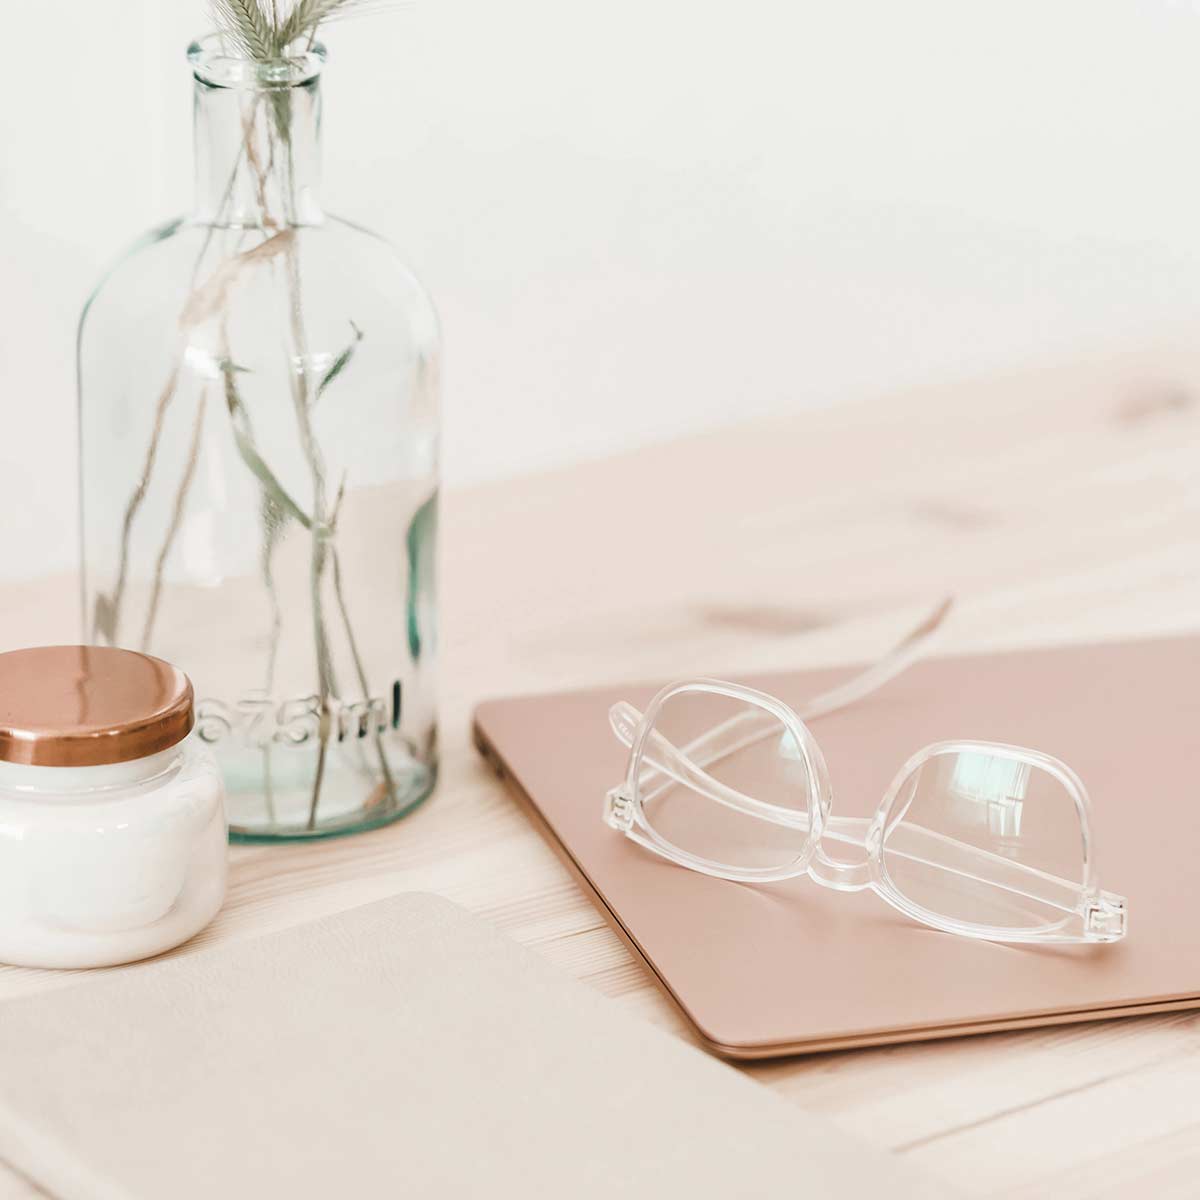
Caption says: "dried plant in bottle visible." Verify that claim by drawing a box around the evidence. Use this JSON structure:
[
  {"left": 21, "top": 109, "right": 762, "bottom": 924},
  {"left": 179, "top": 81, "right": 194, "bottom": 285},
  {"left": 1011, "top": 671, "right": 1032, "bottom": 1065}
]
[{"left": 81, "top": 0, "right": 438, "bottom": 838}]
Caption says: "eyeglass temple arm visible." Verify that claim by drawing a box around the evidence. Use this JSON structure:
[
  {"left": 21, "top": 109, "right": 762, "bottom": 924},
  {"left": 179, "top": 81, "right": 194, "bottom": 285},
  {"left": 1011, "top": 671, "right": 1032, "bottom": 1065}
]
[
  {"left": 620, "top": 597, "right": 954, "bottom": 804},
  {"left": 792, "top": 596, "right": 952, "bottom": 723}
]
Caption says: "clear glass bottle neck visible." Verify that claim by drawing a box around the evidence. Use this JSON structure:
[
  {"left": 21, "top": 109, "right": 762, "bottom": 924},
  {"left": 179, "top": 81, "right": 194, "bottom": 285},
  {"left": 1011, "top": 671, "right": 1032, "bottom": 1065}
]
[{"left": 193, "top": 78, "right": 323, "bottom": 228}]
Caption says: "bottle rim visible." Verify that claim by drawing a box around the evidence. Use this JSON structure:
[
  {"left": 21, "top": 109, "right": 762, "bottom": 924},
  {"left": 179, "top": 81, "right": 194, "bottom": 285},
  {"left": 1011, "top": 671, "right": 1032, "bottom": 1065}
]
[{"left": 188, "top": 32, "right": 326, "bottom": 90}]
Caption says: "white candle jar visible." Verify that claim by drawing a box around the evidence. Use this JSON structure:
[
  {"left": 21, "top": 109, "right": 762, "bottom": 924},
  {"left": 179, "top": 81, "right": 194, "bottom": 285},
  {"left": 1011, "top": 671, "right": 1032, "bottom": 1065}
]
[{"left": 0, "top": 645, "right": 227, "bottom": 968}]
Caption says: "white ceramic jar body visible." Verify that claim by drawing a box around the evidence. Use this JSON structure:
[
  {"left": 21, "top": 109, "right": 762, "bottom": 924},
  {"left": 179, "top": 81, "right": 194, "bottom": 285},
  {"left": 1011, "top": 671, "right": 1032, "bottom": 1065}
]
[{"left": 0, "top": 736, "right": 227, "bottom": 968}]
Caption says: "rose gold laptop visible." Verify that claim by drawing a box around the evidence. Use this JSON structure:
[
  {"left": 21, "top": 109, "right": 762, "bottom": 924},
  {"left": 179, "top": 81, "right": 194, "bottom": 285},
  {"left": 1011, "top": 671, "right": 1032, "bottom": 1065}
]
[{"left": 473, "top": 634, "right": 1200, "bottom": 1059}]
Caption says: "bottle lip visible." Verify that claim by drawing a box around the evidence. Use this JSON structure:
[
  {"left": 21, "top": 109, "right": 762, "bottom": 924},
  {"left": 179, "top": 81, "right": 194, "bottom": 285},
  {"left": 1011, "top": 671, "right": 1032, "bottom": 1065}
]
[
  {"left": 188, "top": 32, "right": 326, "bottom": 90},
  {"left": 0, "top": 646, "right": 195, "bottom": 769}
]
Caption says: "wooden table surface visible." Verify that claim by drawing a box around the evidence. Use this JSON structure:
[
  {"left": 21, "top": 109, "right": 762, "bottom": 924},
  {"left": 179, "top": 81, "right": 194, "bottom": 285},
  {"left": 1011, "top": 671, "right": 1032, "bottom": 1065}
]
[{"left": 2, "top": 343, "right": 1199, "bottom": 1198}]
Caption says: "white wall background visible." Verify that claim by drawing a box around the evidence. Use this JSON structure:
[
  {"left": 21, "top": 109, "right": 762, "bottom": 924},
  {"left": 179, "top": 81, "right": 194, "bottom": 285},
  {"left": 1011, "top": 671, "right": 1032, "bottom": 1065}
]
[{"left": 3, "top": 0, "right": 1200, "bottom": 579}]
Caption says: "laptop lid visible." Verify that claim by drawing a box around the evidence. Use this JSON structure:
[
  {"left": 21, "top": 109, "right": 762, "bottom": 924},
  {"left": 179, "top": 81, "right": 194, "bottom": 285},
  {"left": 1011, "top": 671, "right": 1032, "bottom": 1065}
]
[{"left": 475, "top": 634, "right": 1200, "bottom": 1057}]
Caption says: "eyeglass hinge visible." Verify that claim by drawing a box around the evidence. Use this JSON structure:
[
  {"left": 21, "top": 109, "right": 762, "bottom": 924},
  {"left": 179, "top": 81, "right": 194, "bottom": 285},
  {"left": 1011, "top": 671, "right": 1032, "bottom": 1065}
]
[
  {"left": 1084, "top": 894, "right": 1127, "bottom": 941},
  {"left": 604, "top": 788, "right": 635, "bottom": 831}
]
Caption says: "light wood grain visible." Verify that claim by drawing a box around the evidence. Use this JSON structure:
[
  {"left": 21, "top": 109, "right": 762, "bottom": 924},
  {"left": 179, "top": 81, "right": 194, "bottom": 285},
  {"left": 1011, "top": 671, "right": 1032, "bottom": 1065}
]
[{"left": 2, "top": 342, "right": 1199, "bottom": 1196}]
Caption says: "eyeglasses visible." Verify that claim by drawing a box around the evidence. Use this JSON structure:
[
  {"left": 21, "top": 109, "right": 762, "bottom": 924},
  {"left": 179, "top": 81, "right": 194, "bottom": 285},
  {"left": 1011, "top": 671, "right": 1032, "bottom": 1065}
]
[{"left": 602, "top": 607, "right": 1127, "bottom": 945}]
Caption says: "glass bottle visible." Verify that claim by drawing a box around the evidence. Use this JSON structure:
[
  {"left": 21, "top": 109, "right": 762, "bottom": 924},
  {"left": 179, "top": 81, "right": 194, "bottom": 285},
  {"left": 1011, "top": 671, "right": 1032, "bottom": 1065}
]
[{"left": 78, "top": 37, "right": 439, "bottom": 840}]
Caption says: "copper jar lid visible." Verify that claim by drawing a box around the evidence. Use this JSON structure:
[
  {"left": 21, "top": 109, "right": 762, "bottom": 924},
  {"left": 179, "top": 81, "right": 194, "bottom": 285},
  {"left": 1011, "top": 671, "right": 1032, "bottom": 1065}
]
[{"left": 0, "top": 646, "right": 195, "bottom": 768}]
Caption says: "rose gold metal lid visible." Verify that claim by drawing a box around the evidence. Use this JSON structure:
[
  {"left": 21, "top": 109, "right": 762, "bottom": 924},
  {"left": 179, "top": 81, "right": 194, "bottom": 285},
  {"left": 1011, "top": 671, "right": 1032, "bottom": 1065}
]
[{"left": 0, "top": 645, "right": 195, "bottom": 768}]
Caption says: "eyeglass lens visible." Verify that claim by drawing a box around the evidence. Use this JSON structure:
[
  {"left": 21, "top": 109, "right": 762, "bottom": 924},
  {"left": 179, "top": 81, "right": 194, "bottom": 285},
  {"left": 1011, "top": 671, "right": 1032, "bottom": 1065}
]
[
  {"left": 881, "top": 750, "right": 1086, "bottom": 932},
  {"left": 634, "top": 690, "right": 815, "bottom": 871}
]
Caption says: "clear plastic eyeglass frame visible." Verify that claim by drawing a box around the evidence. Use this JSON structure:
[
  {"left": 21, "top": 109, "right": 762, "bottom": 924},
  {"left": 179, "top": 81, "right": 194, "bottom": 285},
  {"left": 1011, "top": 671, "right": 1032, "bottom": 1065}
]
[{"left": 603, "top": 606, "right": 1128, "bottom": 946}]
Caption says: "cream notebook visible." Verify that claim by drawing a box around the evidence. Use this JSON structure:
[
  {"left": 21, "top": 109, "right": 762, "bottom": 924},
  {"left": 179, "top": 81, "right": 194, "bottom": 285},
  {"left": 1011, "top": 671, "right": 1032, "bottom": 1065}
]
[{"left": 0, "top": 894, "right": 953, "bottom": 1199}]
